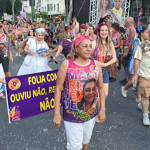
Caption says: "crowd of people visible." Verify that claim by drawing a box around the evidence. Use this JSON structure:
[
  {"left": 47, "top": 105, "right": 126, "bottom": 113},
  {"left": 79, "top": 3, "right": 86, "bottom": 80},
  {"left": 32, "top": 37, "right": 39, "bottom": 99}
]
[{"left": 0, "top": 14, "right": 150, "bottom": 150}]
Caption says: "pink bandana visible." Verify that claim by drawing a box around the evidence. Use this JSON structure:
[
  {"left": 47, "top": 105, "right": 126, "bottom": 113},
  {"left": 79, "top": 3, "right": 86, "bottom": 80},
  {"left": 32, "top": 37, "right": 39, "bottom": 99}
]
[{"left": 74, "top": 35, "right": 90, "bottom": 47}]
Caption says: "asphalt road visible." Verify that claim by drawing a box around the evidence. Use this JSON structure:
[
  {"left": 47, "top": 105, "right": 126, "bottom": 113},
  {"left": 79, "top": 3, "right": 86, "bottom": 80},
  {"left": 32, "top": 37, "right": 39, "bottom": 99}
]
[{"left": 0, "top": 45, "right": 150, "bottom": 150}]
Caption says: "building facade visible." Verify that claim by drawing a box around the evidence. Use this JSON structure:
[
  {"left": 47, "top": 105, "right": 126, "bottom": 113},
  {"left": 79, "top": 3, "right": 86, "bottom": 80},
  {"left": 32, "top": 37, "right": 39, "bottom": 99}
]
[
  {"left": 23, "top": 0, "right": 66, "bottom": 18},
  {"left": 37, "top": 0, "right": 66, "bottom": 17},
  {"left": 24, "top": 0, "right": 38, "bottom": 14}
]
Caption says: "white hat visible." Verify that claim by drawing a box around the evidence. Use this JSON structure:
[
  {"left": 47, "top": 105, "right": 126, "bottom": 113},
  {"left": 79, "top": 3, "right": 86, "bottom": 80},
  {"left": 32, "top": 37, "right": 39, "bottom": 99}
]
[{"left": 36, "top": 28, "right": 48, "bottom": 36}]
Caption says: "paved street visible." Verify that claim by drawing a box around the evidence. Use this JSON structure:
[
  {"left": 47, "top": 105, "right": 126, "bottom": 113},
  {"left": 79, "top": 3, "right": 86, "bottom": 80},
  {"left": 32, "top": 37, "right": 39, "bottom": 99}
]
[{"left": 0, "top": 45, "right": 150, "bottom": 150}]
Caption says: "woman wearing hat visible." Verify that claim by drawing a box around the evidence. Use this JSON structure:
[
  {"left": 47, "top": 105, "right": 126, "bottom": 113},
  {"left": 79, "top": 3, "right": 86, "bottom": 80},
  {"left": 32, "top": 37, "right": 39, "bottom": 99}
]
[
  {"left": 53, "top": 35, "right": 106, "bottom": 150},
  {"left": 17, "top": 28, "right": 52, "bottom": 76}
]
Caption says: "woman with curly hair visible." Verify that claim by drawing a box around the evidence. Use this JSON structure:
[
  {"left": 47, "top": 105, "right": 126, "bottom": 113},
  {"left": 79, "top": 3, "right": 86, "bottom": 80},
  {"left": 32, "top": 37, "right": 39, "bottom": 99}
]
[{"left": 50, "top": 26, "right": 72, "bottom": 61}]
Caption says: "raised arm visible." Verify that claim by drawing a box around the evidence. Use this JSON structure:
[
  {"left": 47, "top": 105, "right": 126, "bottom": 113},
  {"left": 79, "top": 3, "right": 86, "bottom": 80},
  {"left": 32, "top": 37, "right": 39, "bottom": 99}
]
[{"left": 3, "top": 27, "right": 10, "bottom": 38}]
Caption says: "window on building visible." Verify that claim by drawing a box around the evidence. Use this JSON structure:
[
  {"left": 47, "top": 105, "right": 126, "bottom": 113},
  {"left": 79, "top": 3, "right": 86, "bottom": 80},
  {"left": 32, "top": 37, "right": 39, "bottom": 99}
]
[
  {"left": 42, "top": 7, "right": 44, "bottom": 11},
  {"left": 47, "top": 4, "right": 49, "bottom": 11},
  {"left": 54, "top": 4, "right": 55, "bottom": 11},
  {"left": 57, "top": 4, "right": 59, "bottom": 12},
  {"left": 50, "top": 4, "right": 53, "bottom": 11}
]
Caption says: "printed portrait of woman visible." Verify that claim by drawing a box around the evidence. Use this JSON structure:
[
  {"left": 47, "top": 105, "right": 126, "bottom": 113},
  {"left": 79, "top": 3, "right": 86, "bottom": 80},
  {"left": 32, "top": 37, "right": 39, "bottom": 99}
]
[
  {"left": 101, "top": 0, "right": 112, "bottom": 18},
  {"left": 77, "top": 78, "right": 97, "bottom": 112}
]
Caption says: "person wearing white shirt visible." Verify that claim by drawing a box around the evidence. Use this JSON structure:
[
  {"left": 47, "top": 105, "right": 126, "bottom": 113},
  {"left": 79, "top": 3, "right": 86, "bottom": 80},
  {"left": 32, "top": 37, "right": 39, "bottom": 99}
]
[
  {"left": 17, "top": 28, "right": 52, "bottom": 76},
  {"left": 85, "top": 23, "right": 90, "bottom": 35},
  {"left": 73, "top": 17, "right": 79, "bottom": 33}
]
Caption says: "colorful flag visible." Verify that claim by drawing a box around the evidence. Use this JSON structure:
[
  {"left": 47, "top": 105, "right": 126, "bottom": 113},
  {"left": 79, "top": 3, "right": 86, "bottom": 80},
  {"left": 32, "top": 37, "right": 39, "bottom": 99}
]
[{"left": 19, "top": 2, "right": 26, "bottom": 21}]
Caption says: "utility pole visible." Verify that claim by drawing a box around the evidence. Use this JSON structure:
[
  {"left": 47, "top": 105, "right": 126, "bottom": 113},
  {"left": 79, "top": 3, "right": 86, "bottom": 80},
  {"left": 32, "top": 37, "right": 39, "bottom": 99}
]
[
  {"left": 66, "top": 0, "right": 68, "bottom": 19},
  {"left": 29, "top": 0, "right": 35, "bottom": 21},
  {"left": 67, "top": 0, "right": 73, "bottom": 25},
  {"left": 31, "top": 6, "right": 35, "bottom": 21}
]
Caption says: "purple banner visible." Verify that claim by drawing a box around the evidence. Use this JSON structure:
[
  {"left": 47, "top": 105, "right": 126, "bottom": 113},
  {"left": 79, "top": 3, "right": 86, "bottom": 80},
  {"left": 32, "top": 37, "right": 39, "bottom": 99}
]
[{"left": 5, "top": 70, "right": 62, "bottom": 123}]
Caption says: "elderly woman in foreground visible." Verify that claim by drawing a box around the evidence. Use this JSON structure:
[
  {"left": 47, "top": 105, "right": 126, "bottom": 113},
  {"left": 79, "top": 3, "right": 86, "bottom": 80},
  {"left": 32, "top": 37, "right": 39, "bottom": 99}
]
[{"left": 53, "top": 35, "right": 106, "bottom": 150}]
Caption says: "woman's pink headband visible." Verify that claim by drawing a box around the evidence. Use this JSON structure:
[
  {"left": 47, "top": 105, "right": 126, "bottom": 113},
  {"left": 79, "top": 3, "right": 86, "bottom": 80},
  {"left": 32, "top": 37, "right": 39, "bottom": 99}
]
[{"left": 74, "top": 35, "right": 90, "bottom": 47}]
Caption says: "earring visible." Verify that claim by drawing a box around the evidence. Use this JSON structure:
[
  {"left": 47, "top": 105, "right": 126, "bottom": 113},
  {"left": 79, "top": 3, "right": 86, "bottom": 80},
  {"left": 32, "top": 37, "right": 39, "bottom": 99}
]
[{"left": 75, "top": 51, "right": 78, "bottom": 56}]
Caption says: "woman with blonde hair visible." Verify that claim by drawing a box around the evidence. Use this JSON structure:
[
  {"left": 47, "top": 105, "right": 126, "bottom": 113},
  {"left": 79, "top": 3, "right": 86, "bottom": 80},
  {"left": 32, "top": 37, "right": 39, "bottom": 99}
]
[
  {"left": 50, "top": 26, "right": 72, "bottom": 61},
  {"left": 53, "top": 35, "right": 106, "bottom": 150},
  {"left": 94, "top": 23, "right": 116, "bottom": 98}
]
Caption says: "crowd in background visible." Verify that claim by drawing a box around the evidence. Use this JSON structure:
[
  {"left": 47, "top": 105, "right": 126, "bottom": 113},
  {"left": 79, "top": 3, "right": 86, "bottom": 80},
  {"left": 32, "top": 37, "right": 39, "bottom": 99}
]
[{"left": 0, "top": 13, "right": 150, "bottom": 150}]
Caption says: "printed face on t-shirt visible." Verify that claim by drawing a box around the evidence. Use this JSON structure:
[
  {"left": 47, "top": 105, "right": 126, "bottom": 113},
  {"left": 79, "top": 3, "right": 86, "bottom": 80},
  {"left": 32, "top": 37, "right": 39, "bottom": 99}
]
[
  {"left": 83, "top": 82, "right": 96, "bottom": 104},
  {"left": 114, "top": 0, "right": 122, "bottom": 10}
]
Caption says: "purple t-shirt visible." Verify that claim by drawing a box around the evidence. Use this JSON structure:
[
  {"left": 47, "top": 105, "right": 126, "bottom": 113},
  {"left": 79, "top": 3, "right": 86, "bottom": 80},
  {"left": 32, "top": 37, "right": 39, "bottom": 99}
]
[{"left": 59, "top": 39, "right": 72, "bottom": 58}]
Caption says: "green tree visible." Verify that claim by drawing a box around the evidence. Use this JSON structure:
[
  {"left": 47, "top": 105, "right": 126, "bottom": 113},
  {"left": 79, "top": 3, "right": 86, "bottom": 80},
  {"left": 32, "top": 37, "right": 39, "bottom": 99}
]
[
  {"left": 14, "top": 0, "right": 22, "bottom": 16},
  {"left": 41, "top": 12, "right": 49, "bottom": 20},
  {"left": 0, "top": 0, "right": 9, "bottom": 17},
  {"left": 26, "top": 13, "right": 32, "bottom": 17},
  {"left": 35, "top": 13, "right": 38, "bottom": 18}
]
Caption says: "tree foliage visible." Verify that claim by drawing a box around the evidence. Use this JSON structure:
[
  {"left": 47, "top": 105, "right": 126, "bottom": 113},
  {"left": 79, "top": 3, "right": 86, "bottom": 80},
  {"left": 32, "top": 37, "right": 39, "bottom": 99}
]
[
  {"left": 26, "top": 13, "right": 32, "bottom": 17},
  {"left": 41, "top": 12, "right": 49, "bottom": 20},
  {"left": 0, "top": 0, "right": 26, "bottom": 18}
]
